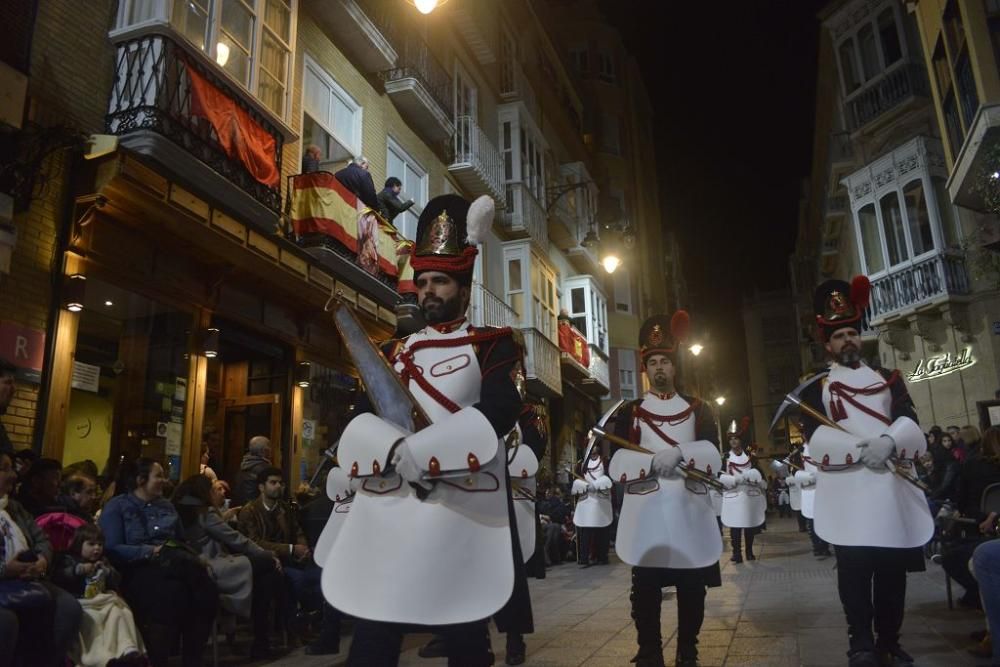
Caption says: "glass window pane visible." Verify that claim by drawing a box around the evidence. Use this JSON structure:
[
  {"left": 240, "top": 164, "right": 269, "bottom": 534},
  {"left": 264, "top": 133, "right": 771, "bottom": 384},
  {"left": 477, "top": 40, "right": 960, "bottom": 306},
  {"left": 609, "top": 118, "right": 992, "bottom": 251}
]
[
  {"left": 303, "top": 67, "right": 330, "bottom": 121},
  {"left": 571, "top": 287, "right": 585, "bottom": 314},
  {"left": 172, "top": 0, "right": 208, "bottom": 49},
  {"left": 218, "top": 33, "right": 250, "bottom": 85},
  {"left": 879, "top": 192, "right": 908, "bottom": 266},
  {"left": 933, "top": 178, "right": 960, "bottom": 248},
  {"left": 264, "top": 0, "right": 291, "bottom": 42},
  {"left": 331, "top": 95, "right": 353, "bottom": 148},
  {"left": 857, "top": 203, "right": 885, "bottom": 274},
  {"left": 221, "top": 0, "right": 254, "bottom": 48},
  {"left": 130, "top": 0, "right": 164, "bottom": 23},
  {"left": 839, "top": 39, "right": 861, "bottom": 93},
  {"left": 878, "top": 9, "right": 902, "bottom": 66},
  {"left": 508, "top": 258, "right": 521, "bottom": 291},
  {"left": 258, "top": 71, "right": 283, "bottom": 116},
  {"left": 260, "top": 31, "right": 287, "bottom": 84},
  {"left": 858, "top": 25, "right": 880, "bottom": 80},
  {"left": 903, "top": 180, "right": 934, "bottom": 256}
]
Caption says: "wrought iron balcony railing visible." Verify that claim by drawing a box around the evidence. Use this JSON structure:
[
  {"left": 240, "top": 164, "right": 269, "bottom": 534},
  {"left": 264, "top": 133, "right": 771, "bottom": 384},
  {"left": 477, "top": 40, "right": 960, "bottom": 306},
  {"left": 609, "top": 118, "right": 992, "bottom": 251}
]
[
  {"left": 847, "top": 62, "right": 929, "bottom": 132},
  {"left": 106, "top": 33, "right": 284, "bottom": 214},
  {"left": 470, "top": 281, "right": 517, "bottom": 328},
  {"left": 449, "top": 115, "right": 505, "bottom": 203},
  {"left": 868, "top": 252, "right": 970, "bottom": 321},
  {"left": 521, "top": 327, "right": 562, "bottom": 396},
  {"left": 502, "top": 182, "right": 548, "bottom": 250},
  {"left": 588, "top": 348, "right": 610, "bottom": 391}
]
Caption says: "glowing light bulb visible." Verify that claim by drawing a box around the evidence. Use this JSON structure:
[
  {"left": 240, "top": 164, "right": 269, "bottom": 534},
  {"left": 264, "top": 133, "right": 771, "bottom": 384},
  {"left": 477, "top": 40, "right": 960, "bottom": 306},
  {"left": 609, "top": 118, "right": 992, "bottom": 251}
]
[
  {"left": 601, "top": 254, "right": 620, "bottom": 274},
  {"left": 216, "top": 42, "right": 230, "bottom": 66},
  {"left": 414, "top": 0, "right": 439, "bottom": 13},
  {"left": 715, "top": 396, "right": 726, "bottom": 406},
  {"left": 689, "top": 344, "right": 703, "bottom": 356}
]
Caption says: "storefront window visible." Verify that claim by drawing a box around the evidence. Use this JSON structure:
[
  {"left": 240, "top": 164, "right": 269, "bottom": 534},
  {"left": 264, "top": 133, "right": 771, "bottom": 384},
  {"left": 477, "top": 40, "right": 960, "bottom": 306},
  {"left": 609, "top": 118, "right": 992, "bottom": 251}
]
[
  {"left": 298, "top": 363, "right": 358, "bottom": 483},
  {"left": 64, "top": 277, "right": 193, "bottom": 480}
]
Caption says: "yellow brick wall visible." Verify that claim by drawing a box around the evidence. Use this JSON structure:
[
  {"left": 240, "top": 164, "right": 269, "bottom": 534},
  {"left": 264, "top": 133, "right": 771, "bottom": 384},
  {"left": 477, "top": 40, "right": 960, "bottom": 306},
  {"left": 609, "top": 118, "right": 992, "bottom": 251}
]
[{"left": 0, "top": 1, "right": 116, "bottom": 450}]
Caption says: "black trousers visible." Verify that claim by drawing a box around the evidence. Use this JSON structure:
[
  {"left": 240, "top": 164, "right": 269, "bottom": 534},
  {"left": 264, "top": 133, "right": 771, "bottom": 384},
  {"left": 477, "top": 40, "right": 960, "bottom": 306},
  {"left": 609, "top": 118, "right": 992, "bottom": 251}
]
[
  {"left": 631, "top": 567, "right": 707, "bottom": 660},
  {"left": 579, "top": 526, "right": 610, "bottom": 563},
  {"left": 729, "top": 527, "right": 756, "bottom": 557},
  {"left": 347, "top": 619, "right": 492, "bottom": 667},
  {"left": 835, "top": 546, "right": 909, "bottom": 652},
  {"left": 941, "top": 540, "right": 981, "bottom": 599},
  {"left": 796, "top": 511, "right": 808, "bottom": 531},
  {"left": 807, "top": 519, "right": 829, "bottom": 553}
]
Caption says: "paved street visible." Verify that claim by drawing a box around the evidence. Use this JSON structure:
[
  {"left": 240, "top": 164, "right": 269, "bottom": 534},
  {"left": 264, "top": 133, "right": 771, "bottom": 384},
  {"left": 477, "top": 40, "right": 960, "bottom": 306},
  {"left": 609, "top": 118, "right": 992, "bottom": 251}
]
[{"left": 263, "top": 517, "right": 985, "bottom": 666}]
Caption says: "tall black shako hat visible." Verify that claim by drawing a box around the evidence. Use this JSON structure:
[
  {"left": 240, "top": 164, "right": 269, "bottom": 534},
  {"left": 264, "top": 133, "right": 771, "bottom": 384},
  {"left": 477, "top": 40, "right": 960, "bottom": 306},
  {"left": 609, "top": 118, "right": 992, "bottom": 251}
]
[
  {"left": 638, "top": 311, "right": 690, "bottom": 364},
  {"left": 813, "top": 276, "right": 871, "bottom": 341},
  {"left": 411, "top": 194, "right": 493, "bottom": 286}
]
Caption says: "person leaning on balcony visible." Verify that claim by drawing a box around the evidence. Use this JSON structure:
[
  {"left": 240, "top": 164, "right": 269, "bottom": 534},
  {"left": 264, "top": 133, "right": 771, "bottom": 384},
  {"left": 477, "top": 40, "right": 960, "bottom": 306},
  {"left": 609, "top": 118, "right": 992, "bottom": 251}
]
[
  {"left": 377, "top": 177, "right": 415, "bottom": 224},
  {"left": 302, "top": 145, "right": 322, "bottom": 174},
  {"left": 334, "top": 155, "right": 379, "bottom": 210}
]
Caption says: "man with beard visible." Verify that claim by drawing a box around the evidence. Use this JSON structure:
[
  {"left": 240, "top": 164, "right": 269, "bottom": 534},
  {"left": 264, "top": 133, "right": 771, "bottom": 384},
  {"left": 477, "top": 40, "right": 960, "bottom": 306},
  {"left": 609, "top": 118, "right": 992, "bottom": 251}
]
[
  {"left": 797, "top": 277, "right": 933, "bottom": 667},
  {"left": 320, "top": 194, "right": 526, "bottom": 667},
  {"left": 598, "top": 312, "right": 722, "bottom": 667}
]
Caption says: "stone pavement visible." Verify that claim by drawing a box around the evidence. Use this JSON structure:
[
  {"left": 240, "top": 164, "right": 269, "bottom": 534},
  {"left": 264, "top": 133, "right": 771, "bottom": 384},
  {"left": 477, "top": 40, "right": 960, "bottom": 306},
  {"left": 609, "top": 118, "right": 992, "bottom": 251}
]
[{"left": 263, "top": 516, "right": 986, "bottom": 666}]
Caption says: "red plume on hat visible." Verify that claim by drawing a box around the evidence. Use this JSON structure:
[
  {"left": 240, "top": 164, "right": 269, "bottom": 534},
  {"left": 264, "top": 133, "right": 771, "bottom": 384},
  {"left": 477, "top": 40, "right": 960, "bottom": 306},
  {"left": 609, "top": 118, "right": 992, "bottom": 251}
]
[
  {"left": 670, "top": 310, "right": 690, "bottom": 343},
  {"left": 850, "top": 275, "right": 871, "bottom": 312}
]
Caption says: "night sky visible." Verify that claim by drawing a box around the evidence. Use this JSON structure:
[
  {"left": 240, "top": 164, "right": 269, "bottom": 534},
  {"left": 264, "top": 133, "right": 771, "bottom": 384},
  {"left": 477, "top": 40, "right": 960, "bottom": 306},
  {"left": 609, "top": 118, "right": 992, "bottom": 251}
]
[{"left": 600, "top": 0, "right": 824, "bottom": 414}]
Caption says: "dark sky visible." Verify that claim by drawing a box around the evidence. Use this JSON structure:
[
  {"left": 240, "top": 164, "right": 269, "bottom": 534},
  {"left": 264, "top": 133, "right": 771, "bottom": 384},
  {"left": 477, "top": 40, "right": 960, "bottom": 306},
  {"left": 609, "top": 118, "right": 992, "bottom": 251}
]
[{"left": 600, "top": 0, "right": 823, "bottom": 413}]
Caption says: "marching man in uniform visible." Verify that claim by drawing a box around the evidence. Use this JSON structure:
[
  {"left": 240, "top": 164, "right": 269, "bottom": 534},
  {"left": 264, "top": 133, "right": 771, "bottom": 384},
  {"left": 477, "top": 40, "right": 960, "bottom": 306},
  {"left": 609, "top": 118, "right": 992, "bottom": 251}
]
[
  {"left": 720, "top": 419, "right": 767, "bottom": 563},
  {"left": 598, "top": 312, "right": 722, "bottom": 667},
  {"left": 797, "top": 277, "right": 933, "bottom": 667},
  {"left": 572, "top": 445, "right": 614, "bottom": 567},
  {"left": 321, "top": 194, "right": 525, "bottom": 667}
]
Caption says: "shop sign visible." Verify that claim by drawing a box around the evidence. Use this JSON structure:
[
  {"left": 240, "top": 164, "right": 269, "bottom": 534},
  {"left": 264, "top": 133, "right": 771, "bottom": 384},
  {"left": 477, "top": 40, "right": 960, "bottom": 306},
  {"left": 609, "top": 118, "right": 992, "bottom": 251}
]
[
  {"left": 0, "top": 321, "right": 45, "bottom": 383},
  {"left": 907, "top": 347, "right": 976, "bottom": 383}
]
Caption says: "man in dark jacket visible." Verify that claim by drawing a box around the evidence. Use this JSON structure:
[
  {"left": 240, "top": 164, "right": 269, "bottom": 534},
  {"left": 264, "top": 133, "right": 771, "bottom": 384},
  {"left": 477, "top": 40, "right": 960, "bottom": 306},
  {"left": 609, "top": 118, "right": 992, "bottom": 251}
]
[
  {"left": 333, "top": 156, "right": 378, "bottom": 210},
  {"left": 237, "top": 466, "right": 341, "bottom": 655},
  {"left": 376, "top": 177, "right": 415, "bottom": 224},
  {"left": 15, "top": 457, "right": 63, "bottom": 517},
  {"left": 234, "top": 436, "right": 272, "bottom": 506}
]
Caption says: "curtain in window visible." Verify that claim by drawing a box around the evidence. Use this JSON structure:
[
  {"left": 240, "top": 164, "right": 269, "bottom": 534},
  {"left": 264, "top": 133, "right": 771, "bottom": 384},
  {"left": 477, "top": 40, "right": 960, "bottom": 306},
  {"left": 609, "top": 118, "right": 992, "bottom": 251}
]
[{"left": 903, "top": 180, "right": 934, "bottom": 256}]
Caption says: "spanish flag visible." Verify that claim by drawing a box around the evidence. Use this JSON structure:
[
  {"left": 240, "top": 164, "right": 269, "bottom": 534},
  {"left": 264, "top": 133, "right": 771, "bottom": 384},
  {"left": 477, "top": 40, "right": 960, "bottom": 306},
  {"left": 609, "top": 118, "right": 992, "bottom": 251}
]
[{"left": 290, "top": 172, "right": 415, "bottom": 294}]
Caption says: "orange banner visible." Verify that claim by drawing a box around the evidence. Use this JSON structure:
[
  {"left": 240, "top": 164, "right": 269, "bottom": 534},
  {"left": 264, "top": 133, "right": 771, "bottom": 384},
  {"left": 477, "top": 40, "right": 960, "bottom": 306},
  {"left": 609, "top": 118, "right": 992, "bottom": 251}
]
[{"left": 186, "top": 62, "right": 279, "bottom": 188}]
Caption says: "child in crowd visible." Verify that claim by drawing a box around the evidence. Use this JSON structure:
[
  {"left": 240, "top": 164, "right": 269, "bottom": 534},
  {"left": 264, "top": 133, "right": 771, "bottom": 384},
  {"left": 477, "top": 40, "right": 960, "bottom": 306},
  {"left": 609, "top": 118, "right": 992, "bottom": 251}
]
[{"left": 51, "top": 524, "right": 147, "bottom": 667}]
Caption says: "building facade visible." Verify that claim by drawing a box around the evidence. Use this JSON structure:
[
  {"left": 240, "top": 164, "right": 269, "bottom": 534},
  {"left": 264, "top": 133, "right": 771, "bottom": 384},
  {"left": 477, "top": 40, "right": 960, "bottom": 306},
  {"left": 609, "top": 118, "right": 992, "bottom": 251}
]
[
  {"left": 795, "top": 0, "right": 1000, "bottom": 435},
  {"left": 0, "top": 0, "right": 667, "bottom": 485}
]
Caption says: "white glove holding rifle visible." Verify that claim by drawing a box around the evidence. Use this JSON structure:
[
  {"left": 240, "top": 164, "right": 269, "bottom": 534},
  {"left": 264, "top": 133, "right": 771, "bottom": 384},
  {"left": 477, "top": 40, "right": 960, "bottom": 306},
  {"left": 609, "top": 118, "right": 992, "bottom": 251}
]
[
  {"left": 856, "top": 434, "right": 896, "bottom": 470},
  {"left": 650, "top": 448, "right": 684, "bottom": 479}
]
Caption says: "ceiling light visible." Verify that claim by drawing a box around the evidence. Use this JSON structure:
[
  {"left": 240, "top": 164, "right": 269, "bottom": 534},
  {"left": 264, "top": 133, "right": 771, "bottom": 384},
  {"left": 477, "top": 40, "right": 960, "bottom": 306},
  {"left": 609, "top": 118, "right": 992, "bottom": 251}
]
[{"left": 64, "top": 274, "right": 87, "bottom": 312}]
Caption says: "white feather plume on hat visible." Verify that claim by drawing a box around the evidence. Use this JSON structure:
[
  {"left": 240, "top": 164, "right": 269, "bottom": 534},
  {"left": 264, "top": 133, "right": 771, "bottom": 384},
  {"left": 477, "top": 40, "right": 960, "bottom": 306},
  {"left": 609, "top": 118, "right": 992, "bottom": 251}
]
[{"left": 466, "top": 195, "right": 494, "bottom": 246}]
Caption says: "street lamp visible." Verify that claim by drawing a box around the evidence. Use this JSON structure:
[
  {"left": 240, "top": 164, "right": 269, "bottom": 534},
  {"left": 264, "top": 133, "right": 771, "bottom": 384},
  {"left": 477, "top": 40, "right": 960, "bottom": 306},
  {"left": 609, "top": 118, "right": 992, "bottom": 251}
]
[
  {"left": 689, "top": 343, "right": 704, "bottom": 356},
  {"left": 407, "top": 0, "right": 448, "bottom": 14},
  {"left": 715, "top": 396, "right": 726, "bottom": 406},
  {"left": 601, "top": 250, "right": 621, "bottom": 274}
]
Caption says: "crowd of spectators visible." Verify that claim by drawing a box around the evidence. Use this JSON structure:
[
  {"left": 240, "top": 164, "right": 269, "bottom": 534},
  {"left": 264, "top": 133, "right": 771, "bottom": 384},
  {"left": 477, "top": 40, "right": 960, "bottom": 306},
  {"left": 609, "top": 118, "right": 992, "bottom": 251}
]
[{"left": 0, "top": 359, "right": 341, "bottom": 667}]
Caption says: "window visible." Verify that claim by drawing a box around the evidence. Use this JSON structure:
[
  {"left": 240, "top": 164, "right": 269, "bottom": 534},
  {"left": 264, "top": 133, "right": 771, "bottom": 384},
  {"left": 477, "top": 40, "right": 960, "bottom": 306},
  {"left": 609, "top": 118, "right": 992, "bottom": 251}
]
[
  {"left": 878, "top": 9, "right": 902, "bottom": 67},
  {"left": 613, "top": 269, "right": 632, "bottom": 314},
  {"left": 506, "top": 258, "right": 524, "bottom": 323},
  {"left": 618, "top": 349, "right": 636, "bottom": 401},
  {"left": 986, "top": 0, "right": 1000, "bottom": 79},
  {"left": 531, "top": 260, "right": 558, "bottom": 341},
  {"left": 955, "top": 53, "right": 980, "bottom": 130},
  {"left": 569, "top": 46, "right": 588, "bottom": 77},
  {"left": 858, "top": 25, "right": 880, "bottom": 81},
  {"left": 596, "top": 51, "right": 616, "bottom": 84},
  {"left": 857, "top": 203, "right": 885, "bottom": 274},
  {"left": 564, "top": 276, "right": 608, "bottom": 353},
  {"left": 599, "top": 114, "right": 621, "bottom": 155},
  {"left": 838, "top": 39, "right": 862, "bottom": 95},
  {"left": 302, "top": 56, "right": 361, "bottom": 167},
  {"left": 902, "top": 180, "right": 935, "bottom": 256},
  {"left": 570, "top": 287, "right": 587, "bottom": 335},
  {"left": 386, "top": 138, "right": 428, "bottom": 240},
  {"left": 118, "top": 0, "right": 296, "bottom": 119},
  {"left": 879, "top": 192, "right": 908, "bottom": 266}
]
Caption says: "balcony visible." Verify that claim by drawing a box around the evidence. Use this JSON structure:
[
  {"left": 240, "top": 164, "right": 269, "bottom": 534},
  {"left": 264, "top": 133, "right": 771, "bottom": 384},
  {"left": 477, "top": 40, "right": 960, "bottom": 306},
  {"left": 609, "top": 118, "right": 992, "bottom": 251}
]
[
  {"left": 846, "top": 62, "right": 930, "bottom": 133},
  {"left": 558, "top": 321, "right": 590, "bottom": 383},
  {"left": 449, "top": 0, "right": 498, "bottom": 65},
  {"left": 469, "top": 281, "right": 517, "bottom": 329},
  {"left": 582, "top": 348, "right": 611, "bottom": 397},
  {"left": 947, "top": 104, "right": 1000, "bottom": 212},
  {"left": 547, "top": 194, "right": 579, "bottom": 251},
  {"left": 379, "top": 27, "right": 454, "bottom": 142},
  {"left": 868, "top": 253, "right": 971, "bottom": 323},
  {"left": 521, "top": 327, "right": 562, "bottom": 397},
  {"left": 448, "top": 116, "right": 505, "bottom": 205},
  {"left": 567, "top": 243, "right": 602, "bottom": 275},
  {"left": 824, "top": 193, "right": 848, "bottom": 219},
  {"left": 500, "top": 183, "right": 548, "bottom": 250},
  {"left": 106, "top": 32, "right": 284, "bottom": 230},
  {"left": 305, "top": 0, "right": 397, "bottom": 73},
  {"left": 499, "top": 62, "right": 539, "bottom": 121}
]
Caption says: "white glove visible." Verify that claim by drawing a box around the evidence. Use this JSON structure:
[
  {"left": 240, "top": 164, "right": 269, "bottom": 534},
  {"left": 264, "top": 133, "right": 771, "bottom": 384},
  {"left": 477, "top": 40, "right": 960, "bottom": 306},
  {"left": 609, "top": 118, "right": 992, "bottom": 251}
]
[
  {"left": 586, "top": 480, "right": 597, "bottom": 492},
  {"left": 390, "top": 441, "right": 432, "bottom": 490},
  {"left": 732, "top": 471, "right": 745, "bottom": 485},
  {"left": 594, "top": 477, "right": 613, "bottom": 491},
  {"left": 650, "top": 448, "right": 683, "bottom": 479},
  {"left": 793, "top": 470, "right": 815, "bottom": 488},
  {"left": 571, "top": 479, "right": 588, "bottom": 496},
  {"left": 857, "top": 434, "right": 895, "bottom": 470},
  {"left": 786, "top": 475, "right": 799, "bottom": 487},
  {"left": 744, "top": 469, "right": 763, "bottom": 485},
  {"left": 719, "top": 474, "right": 737, "bottom": 490}
]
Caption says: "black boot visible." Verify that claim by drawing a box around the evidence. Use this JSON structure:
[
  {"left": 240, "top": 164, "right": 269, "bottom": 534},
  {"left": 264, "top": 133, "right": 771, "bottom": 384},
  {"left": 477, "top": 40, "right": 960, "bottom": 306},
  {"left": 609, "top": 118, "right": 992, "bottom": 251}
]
[
  {"left": 630, "top": 568, "right": 663, "bottom": 666},
  {"left": 676, "top": 645, "right": 700, "bottom": 667},
  {"left": 745, "top": 528, "right": 756, "bottom": 561},
  {"left": 505, "top": 632, "right": 526, "bottom": 665},
  {"left": 730, "top": 528, "right": 743, "bottom": 563},
  {"left": 141, "top": 624, "right": 176, "bottom": 667}
]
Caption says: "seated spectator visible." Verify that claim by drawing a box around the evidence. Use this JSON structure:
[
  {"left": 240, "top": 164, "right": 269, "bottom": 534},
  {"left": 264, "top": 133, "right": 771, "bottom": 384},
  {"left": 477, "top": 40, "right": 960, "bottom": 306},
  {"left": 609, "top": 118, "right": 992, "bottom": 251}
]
[
  {"left": 237, "top": 466, "right": 341, "bottom": 655},
  {"left": 57, "top": 474, "right": 98, "bottom": 522},
  {"left": 963, "top": 425, "right": 983, "bottom": 461},
  {"left": 972, "top": 537, "right": 1000, "bottom": 665},
  {"left": 51, "top": 524, "right": 146, "bottom": 666},
  {"left": 941, "top": 427, "right": 1000, "bottom": 608},
  {"left": 234, "top": 435, "right": 272, "bottom": 506},
  {"left": 12, "top": 448, "right": 37, "bottom": 483},
  {"left": 99, "top": 457, "right": 218, "bottom": 667},
  {"left": 930, "top": 432, "right": 961, "bottom": 502},
  {"left": 173, "top": 474, "right": 282, "bottom": 659},
  {"left": 0, "top": 449, "right": 83, "bottom": 667},
  {"left": 15, "top": 457, "right": 63, "bottom": 517}
]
